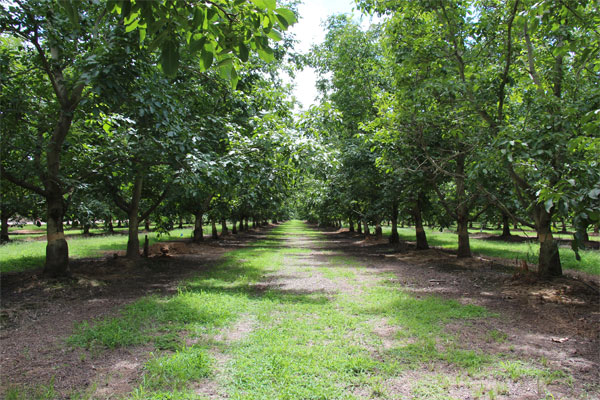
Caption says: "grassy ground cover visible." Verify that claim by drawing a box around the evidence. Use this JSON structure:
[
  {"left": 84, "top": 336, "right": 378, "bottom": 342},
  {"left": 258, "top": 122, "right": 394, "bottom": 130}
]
[
  {"left": 380, "top": 226, "right": 600, "bottom": 276},
  {"left": 7, "top": 221, "right": 576, "bottom": 399},
  {"left": 0, "top": 226, "right": 209, "bottom": 274}
]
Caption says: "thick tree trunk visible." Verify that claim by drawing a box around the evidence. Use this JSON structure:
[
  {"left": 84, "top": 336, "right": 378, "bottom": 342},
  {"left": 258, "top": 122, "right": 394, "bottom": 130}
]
[
  {"left": 221, "top": 219, "right": 228, "bottom": 235},
  {"left": 414, "top": 194, "right": 429, "bottom": 250},
  {"left": 534, "top": 205, "right": 562, "bottom": 278},
  {"left": 44, "top": 190, "right": 69, "bottom": 276},
  {"left": 389, "top": 202, "right": 399, "bottom": 244},
  {"left": 1, "top": 209, "right": 10, "bottom": 243},
  {"left": 456, "top": 214, "right": 471, "bottom": 258},
  {"left": 126, "top": 175, "right": 143, "bottom": 259},
  {"left": 107, "top": 219, "right": 114, "bottom": 233},
  {"left": 500, "top": 213, "right": 511, "bottom": 237},
  {"left": 211, "top": 219, "right": 218, "bottom": 239},
  {"left": 83, "top": 224, "right": 90, "bottom": 235},
  {"left": 363, "top": 219, "right": 370, "bottom": 237},
  {"left": 193, "top": 211, "right": 204, "bottom": 242}
]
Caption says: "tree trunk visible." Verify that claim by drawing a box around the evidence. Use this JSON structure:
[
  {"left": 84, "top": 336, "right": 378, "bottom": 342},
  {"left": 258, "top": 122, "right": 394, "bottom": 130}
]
[
  {"left": 83, "top": 224, "right": 90, "bottom": 235},
  {"left": 363, "top": 219, "right": 370, "bottom": 237},
  {"left": 534, "top": 205, "right": 562, "bottom": 278},
  {"left": 178, "top": 217, "right": 183, "bottom": 229},
  {"left": 193, "top": 211, "right": 204, "bottom": 242},
  {"left": 221, "top": 219, "right": 229, "bottom": 235},
  {"left": 455, "top": 153, "right": 471, "bottom": 258},
  {"left": 375, "top": 220, "right": 382, "bottom": 238},
  {"left": 211, "top": 219, "right": 218, "bottom": 239},
  {"left": 245, "top": 217, "right": 249, "bottom": 231},
  {"left": 414, "top": 194, "right": 429, "bottom": 250},
  {"left": 1, "top": 209, "right": 10, "bottom": 243},
  {"left": 117, "top": 219, "right": 122, "bottom": 228},
  {"left": 357, "top": 220, "right": 362, "bottom": 234},
  {"left": 349, "top": 218, "right": 355, "bottom": 232},
  {"left": 501, "top": 213, "right": 511, "bottom": 237},
  {"left": 232, "top": 219, "right": 237, "bottom": 234},
  {"left": 126, "top": 175, "right": 143, "bottom": 259},
  {"left": 389, "top": 202, "right": 399, "bottom": 244},
  {"left": 107, "top": 219, "right": 114, "bottom": 233},
  {"left": 44, "top": 190, "right": 69, "bottom": 276},
  {"left": 144, "top": 219, "right": 150, "bottom": 231},
  {"left": 560, "top": 219, "right": 567, "bottom": 233},
  {"left": 456, "top": 214, "right": 471, "bottom": 258}
]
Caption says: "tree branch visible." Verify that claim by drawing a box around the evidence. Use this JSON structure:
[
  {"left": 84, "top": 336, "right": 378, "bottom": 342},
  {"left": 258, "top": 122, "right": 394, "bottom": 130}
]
[{"left": 0, "top": 167, "right": 47, "bottom": 197}]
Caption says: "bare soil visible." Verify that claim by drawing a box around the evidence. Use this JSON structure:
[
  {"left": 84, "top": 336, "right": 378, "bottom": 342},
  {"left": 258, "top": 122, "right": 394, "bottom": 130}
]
[{"left": 1, "top": 224, "right": 598, "bottom": 399}]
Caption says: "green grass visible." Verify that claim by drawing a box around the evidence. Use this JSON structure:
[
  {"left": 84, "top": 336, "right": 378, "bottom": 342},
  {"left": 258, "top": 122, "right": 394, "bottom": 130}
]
[
  {"left": 7, "top": 221, "right": 578, "bottom": 399},
  {"left": 380, "top": 226, "right": 600, "bottom": 276},
  {"left": 0, "top": 226, "right": 212, "bottom": 273}
]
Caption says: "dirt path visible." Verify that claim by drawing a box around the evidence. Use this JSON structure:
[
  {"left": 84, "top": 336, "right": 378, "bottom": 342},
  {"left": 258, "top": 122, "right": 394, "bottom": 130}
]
[{"left": 1, "top": 223, "right": 598, "bottom": 399}]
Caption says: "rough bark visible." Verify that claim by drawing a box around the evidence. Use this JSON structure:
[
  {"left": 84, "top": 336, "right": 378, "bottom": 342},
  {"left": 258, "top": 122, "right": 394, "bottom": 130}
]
[
  {"left": 44, "top": 190, "right": 69, "bottom": 276},
  {"left": 389, "top": 202, "right": 399, "bottom": 244},
  {"left": 534, "top": 204, "right": 562, "bottom": 278},
  {"left": 193, "top": 211, "right": 204, "bottom": 242}
]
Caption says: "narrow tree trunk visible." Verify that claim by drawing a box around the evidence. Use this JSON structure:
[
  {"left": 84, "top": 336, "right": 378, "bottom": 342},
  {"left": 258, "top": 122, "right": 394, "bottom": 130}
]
[
  {"left": 117, "top": 219, "right": 122, "bottom": 228},
  {"left": 193, "top": 211, "right": 204, "bottom": 242},
  {"left": 178, "top": 217, "right": 183, "bottom": 229},
  {"left": 107, "top": 219, "right": 114, "bottom": 233},
  {"left": 414, "top": 194, "right": 429, "bottom": 250},
  {"left": 357, "top": 220, "right": 362, "bottom": 234},
  {"left": 455, "top": 153, "right": 471, "bottom": 258},
  {"left": 245, "top": 217, "right": 249, "bottom": 231},
  {"left": 221, "top": 219, "right": 228, "bottom": 235},
  {"left": 126, "top": 175, "right": 143, "bottom": 259},
  {"left": 501, "top": 213, "right": 511, "bottom": 237},
  {"left": 144, "top": 219, "right": 150, "bottom": 231},
  {"left": 534, "top": 205, "right": 562, "bottom": 278},
  {"left": 363, "top": 219, "right": 370, "bottom": 237},
  {"left": 253, "top": 219, "right": 257, "bottom": 229},
  {"left": 1, "top": 209, "right": 10, "bottom": 243},
  {"left": 389, "top": 202, "right": 399, "bottom": 244},
  {"left": 211, "top": 219, "right": 218, "bottom": 239},
  {"left": 349, "top": 218, "right": 355, "bottom": 232},
  {"left": 375, "top": 220, "right": 382, "bottom": 238},
  {"left": 560, "top": 219, "right": 567, "bottom": 233},
  {"left": 83, "top": 224, "right": 90, "bottom": 235},
  {"left": 232, "top": 219, "right": 238, "bottom": 234}
]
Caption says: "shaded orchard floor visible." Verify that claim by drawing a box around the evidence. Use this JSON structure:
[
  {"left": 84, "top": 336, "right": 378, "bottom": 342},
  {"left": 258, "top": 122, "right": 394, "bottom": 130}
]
[{"left": 0, "top": 221, "right": 598, "bottom": 399}]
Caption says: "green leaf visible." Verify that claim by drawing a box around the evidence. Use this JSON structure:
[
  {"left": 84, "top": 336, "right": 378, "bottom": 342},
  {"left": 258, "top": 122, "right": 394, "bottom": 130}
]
[
  {"left": 275, "top": 8, "right": 296, "bottom": 27},
  {"left": 160, "top": 40, "right": 179, "bottom": 77},
  {"left": 238, "top": 43, "right": 249, "bottom": 62},
  {"left": 58, "top": 0, "right": 79, "bottom": 24},
  {"left": 125, "top": 18, "right": 139, "bottom": 33},
  {"left": 267, "top": 29, "right": 283, "bottom": 42},
  {"left": 200, "top": 48, "right": 214, "bottom": 70},
  {"left": 257, "top": 47, "right": 274, "bottom": 63}
]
